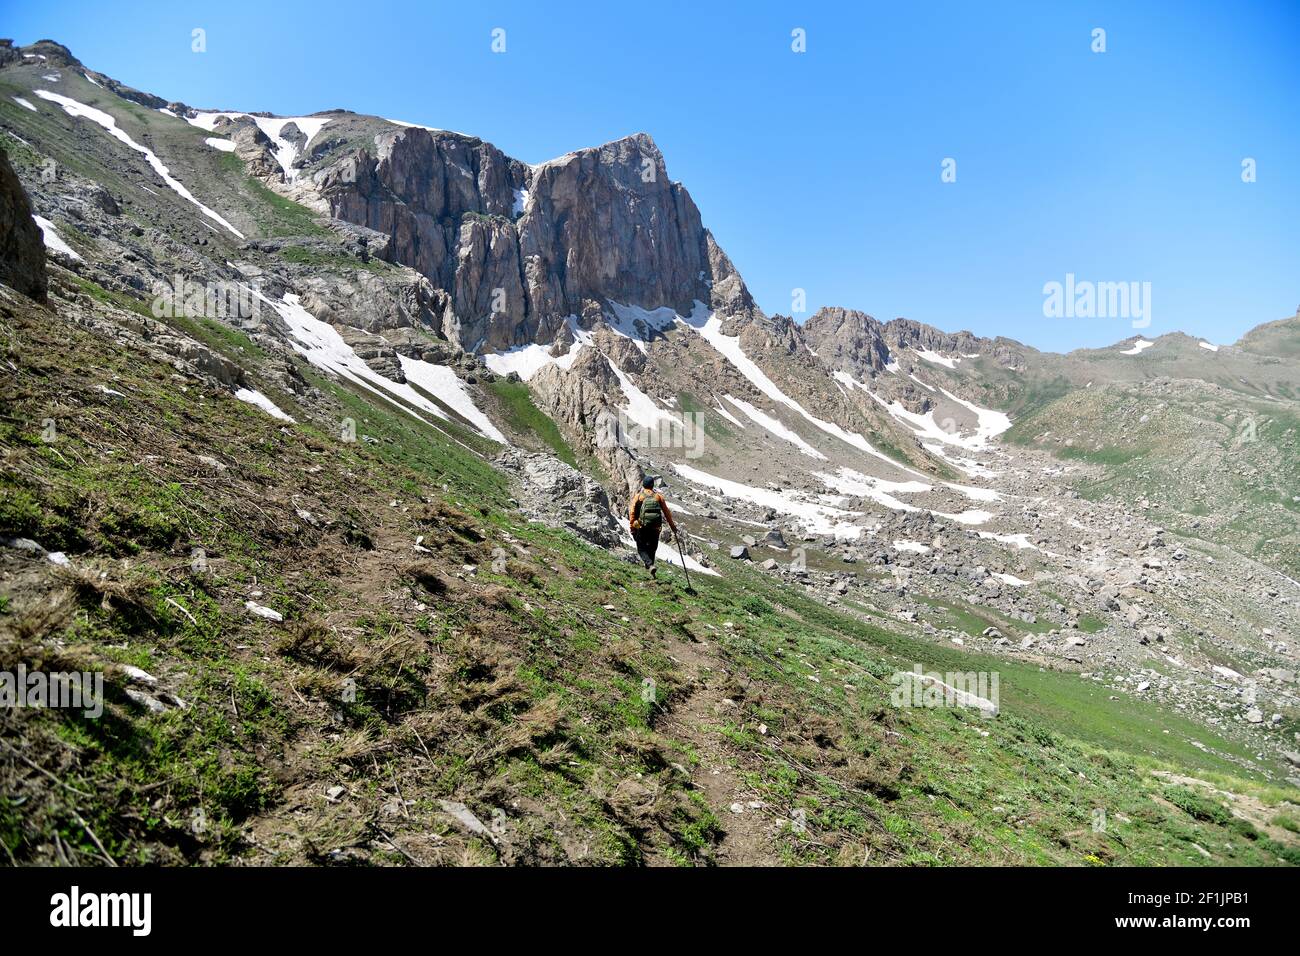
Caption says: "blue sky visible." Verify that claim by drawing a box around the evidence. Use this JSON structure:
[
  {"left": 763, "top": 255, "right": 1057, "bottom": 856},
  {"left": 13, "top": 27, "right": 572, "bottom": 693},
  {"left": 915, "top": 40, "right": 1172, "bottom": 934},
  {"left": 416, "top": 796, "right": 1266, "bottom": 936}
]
[{"left": 9, "top": 0, "right": 1298, "bottom": 352}]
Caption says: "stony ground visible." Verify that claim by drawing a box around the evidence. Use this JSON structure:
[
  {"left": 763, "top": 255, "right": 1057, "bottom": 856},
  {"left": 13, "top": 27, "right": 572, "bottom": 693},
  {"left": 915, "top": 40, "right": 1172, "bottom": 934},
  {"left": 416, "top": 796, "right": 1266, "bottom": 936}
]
[{"left": 647, "top": 438, "right": 1300, "bottom": 785}]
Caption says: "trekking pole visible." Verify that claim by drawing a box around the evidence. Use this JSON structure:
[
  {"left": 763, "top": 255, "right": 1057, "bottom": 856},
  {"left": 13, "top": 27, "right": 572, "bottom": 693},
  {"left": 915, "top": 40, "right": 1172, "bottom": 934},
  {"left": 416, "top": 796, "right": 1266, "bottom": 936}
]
[{"left": 673, "top": 527, "right": 695, "bottom": 594}]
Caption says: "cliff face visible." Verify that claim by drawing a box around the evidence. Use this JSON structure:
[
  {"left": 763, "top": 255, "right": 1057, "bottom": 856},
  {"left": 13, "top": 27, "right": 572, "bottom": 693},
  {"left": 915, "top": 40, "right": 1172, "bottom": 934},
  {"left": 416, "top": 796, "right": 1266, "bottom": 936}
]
[
  {"left": 0, "top": 148, "right": 47, "bottom": 303},
  {"left": 319, "top": 128, "right": 525, "bottom": 314},
  {"left": 318, "top": 129, "right": 731, "bottom": 353},
  {"left": 518, "top": 134, "right": 711, "bottom": 324}
]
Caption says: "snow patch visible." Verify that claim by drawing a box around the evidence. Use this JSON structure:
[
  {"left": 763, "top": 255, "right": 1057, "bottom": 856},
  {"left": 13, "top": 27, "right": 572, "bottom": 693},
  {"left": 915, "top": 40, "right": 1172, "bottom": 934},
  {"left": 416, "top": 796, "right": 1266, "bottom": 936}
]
[
  {"left": 264, "top": 292, "right": 501, "bottom": 442},
  {"left": 186, "top": 111, "right": 331, "bottom": 181},
  {"left": 893, "top": 540, "right": 931, "bottom": 554},
  {"left": 1120, "top": 339, "right": 1154, "bottom": 355},
  {"left": 659, "top": 546, "right": 721, "bottom": 577},
  {"left": 482, "top": 316, "right": 586, "bottom": 380},
  {"left": 483, "top": 343, "right": 568, "bottom": 380},
  {"left": 936, "top": 387, "right": 1012, "bottom": 447},
  {"left": 914, "top": 348, "right": 957, "bottom": 369},
  {"left": 944, "top": 481, "right": 1002, "bottom": 502},
  {"left": 681, "top": 304, "right": 922, "bottom": 476},
  {"left": 204, "top": 136, "right": 236, "bottom": 152},
  {"left": 922, "top": 442, "right": 1000, "bottom": 479},
  {"left": 33, "top": 215, "right": 82, "bottom": 260},
  {"left": 609, "top": 361, "right": 681, "bottom": 430},
  {"left": 723, "top": 396, "right": 826, "bottom": 460},
  {"left": 840, "top": 371, "right": 1010, "bottom": 454},
  {"left": 398, "top": 356, "right": 506, "bottom": 442},
  {"left": 1198, "top": 341, "right": 1219, "bottom": 352},
  {"left": 606, "top": 300, "right": 678, "bottom": 352},
  {"left": 712, "top": 401, "right": 746, "bottom": 429},
  {"left": 11, "top": 96, "right": 36, "bottom": 112},
  {"left": 815, "top": 467, "right": 929, "bottom": 512},
  {"left": 36, "top": 91, "right": 244, "bottom": 237},
  {"left": 674, "top": 464, "right": 863, "bottom": 539},
  {"left": 234, "top": 388, "right": 296, "bottom": 423},
  {"left": 978, "top": 531, "right": 1039, "bottom": 551},
  {"left": 815, "top": 468, "right": 990, "bottom": 524},
  {"left": 383, "top": 117, "right": 458, "bottom": 134}
]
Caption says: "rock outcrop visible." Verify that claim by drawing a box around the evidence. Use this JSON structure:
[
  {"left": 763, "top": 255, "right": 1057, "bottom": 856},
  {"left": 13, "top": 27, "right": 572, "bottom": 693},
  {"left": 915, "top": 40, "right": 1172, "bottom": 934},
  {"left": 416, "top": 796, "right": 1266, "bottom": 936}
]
[
  {"left": 0, "top": 148, "right": 47, "bottom": 303},
  {"left": 800, "top": 307, "right": 893, "bottom": 374},
  {"left": 802, "top": 306, "right": 1028, "bottom": 378},
  {"left": 319, "top": 129, "right": 737, "bottom": 354},
  {"left": 529, "top": 348, "right": 644, "bottom": 497},
  {"left": 498, "top": 450, "right": 624, "bottom": 548},
  {"left": 318, "top": 126, "right": 527, "bottom": 349}
]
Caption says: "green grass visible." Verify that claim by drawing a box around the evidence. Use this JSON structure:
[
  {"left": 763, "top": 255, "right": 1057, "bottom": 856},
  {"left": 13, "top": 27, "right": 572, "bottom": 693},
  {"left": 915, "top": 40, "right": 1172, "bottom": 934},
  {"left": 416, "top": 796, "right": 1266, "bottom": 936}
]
[
  {"left": 277, "top": 245, "right": 392, "bottom": 273},
  {"left": 172, "top": 313, "right": 270, "bottom": 362},
  {"left": 1003, "top": 378, "right": 1300, "bottom": 578},
  {"left": 1058, "top": 444, "right": 1151, "bottom": 467},
  {"left": 1274, "top": 814, "right": 1300, "bottom": 834},
  {"left": 486, "top": 379, "right": 578, "bottom": 466},
  {"left": 207, "top": 151, "right": 330, "bottom": 239},
  {"left": 913, "top": 594, "right": 1050, "bottom": 640},
  {"left": 1077, "top": 613, "right": 1107, "bottom": 634},
  {"left": 1003, "top": 376, "right": 1077, "bottom": 437},
  {"left": 676, "top": 391, "right": 736, "bottom": 444},
  {"left": 69, "top": 276, "right": 153, "bottom": 319},
  {"left": 308, "top": 370, "right": 510, "bottom": 507}
]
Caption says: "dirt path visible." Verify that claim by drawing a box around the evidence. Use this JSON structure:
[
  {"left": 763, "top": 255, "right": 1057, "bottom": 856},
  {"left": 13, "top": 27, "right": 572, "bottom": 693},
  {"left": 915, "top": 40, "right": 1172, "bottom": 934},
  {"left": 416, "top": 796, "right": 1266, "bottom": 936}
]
[
  {"left": 657, "top": 628, "right": 780, "bottom": 866},
  {"left": 1152, "top": 770, "right": 1300, "bottom": 845}
]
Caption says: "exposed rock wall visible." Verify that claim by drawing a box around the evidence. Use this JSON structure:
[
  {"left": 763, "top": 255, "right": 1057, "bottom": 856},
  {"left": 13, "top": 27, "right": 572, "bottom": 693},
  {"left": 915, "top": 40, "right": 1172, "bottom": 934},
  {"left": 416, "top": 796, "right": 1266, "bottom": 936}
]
[
  {"left": 319, "top": 130, "right": 729, "bottom": 355},
  {"left": 0, "top": 148, "right": 47, "bottom": 303}
]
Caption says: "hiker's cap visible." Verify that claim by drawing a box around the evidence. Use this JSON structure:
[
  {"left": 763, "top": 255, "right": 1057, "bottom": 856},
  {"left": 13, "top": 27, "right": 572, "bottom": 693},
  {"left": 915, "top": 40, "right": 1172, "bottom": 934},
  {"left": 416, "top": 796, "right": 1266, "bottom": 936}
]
[{"left": 642, "top": 476, "right": 655, "bottom": 489}]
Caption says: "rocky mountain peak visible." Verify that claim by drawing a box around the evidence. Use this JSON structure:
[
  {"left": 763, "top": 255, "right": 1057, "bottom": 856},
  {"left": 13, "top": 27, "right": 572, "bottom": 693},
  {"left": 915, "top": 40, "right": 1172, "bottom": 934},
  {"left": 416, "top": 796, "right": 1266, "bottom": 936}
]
[
  {"left": 802, "top": 306, "right": 891, "bottom": 374},
  {"left": 313, "top": 121, "right": 745, "bottom": 354},
  {"left": 11, "top": 39, "right": 81, "bottom": 68}
]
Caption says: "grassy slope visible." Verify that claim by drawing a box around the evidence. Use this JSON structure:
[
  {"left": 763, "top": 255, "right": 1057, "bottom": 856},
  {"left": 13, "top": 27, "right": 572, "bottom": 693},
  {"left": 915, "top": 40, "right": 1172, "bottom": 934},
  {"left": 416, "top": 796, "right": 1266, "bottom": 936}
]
[
  {"left": 1005, "top": 382, "right": 1300, "bottom": 578},
  {"left": 0, "top": 68, "right": 332, "bottom": 250},
  {"left": 2, "top": 289, "right": 1297, "bottom": 867},
  {"left": 483, "top": 379, "right": 578, "bottom": 466}
]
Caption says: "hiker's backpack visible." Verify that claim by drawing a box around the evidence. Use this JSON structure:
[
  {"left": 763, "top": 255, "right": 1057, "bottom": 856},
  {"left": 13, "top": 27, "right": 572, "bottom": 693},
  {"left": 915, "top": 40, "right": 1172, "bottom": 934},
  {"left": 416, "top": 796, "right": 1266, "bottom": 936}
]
[{"left": 637, "top": 491, "right": 662, "bottom": 525}]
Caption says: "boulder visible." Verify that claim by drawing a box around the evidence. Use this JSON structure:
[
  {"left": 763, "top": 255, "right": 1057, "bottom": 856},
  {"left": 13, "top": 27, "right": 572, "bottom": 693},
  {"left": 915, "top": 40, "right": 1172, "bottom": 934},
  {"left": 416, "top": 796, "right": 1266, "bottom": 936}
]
[{"left": 0, "top": 148, "right": 46, "bottom": 302}]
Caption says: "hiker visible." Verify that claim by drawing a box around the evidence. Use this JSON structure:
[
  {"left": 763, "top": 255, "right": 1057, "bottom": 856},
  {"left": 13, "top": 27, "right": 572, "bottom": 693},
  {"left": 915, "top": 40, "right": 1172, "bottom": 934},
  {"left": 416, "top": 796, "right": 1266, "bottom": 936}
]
[{"left": 629, "top": 476, "right": 677, "bottom": 578}]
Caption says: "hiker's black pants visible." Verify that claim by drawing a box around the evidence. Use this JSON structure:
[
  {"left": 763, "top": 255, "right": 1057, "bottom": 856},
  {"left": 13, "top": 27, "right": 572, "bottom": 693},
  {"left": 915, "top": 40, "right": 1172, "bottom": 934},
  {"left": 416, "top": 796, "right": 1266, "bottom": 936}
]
[{"left": 634, "top": 521, "right": 662, "bottom": 568}]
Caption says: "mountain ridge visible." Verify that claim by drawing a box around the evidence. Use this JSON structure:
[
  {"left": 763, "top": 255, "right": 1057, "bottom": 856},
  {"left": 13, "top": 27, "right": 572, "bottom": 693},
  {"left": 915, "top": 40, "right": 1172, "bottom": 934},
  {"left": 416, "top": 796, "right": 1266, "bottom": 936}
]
[{"left": 9, "top": 37, "right": 1279, "bottom": 361}]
